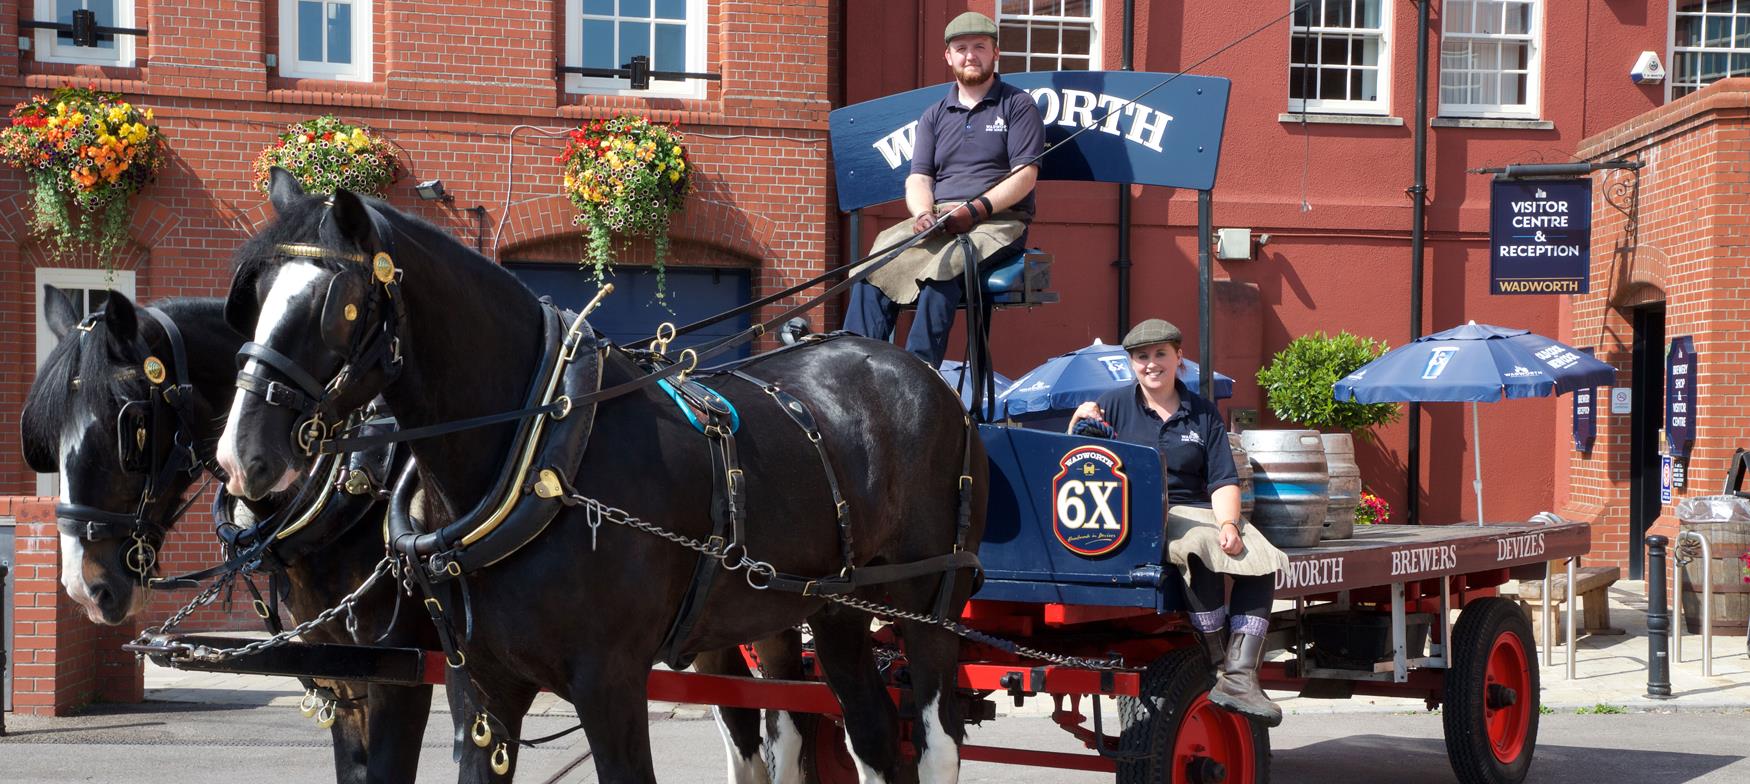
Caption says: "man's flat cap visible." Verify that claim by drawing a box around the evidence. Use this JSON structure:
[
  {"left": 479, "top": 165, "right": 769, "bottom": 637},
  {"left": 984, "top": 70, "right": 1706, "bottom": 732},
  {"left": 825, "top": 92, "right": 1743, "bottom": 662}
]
[
  {"left": 944, "top": 12, "right": 999, "bottom": 43},
  {"left": 1122, "top": 319, "right": 1183, "bottom": 350}
]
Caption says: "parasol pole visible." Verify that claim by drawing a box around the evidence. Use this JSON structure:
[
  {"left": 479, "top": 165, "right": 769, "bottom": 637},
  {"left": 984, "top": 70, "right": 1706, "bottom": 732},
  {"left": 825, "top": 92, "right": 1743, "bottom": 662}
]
[{"left": 1472, "top": 401, "right": 1485, "bottom": 526}]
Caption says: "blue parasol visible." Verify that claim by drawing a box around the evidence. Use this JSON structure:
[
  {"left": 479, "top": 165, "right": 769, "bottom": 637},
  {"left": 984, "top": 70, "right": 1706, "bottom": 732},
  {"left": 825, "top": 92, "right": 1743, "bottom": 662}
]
[
  {"left": 1332, "top": 322, "right": 1615, "bottom": 524},
  {"left": 998, "top": 339, "right": 1233, "bottom": 424},
  {"left": 937, "top": 359, "right": 1016, "bottom": 410}
]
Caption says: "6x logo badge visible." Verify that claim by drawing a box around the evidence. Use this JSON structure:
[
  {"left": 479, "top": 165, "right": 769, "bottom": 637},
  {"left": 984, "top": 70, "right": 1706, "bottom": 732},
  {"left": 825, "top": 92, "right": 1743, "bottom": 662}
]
[{"left": 1051, "top": 446, "right": 1130, "bottom": 557}]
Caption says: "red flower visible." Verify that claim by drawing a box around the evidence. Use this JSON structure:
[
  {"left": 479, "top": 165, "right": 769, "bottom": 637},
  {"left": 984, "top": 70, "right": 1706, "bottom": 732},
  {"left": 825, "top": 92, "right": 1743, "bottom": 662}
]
[{"left": 322, "top": 132, "right": 335, "bottom": 142}]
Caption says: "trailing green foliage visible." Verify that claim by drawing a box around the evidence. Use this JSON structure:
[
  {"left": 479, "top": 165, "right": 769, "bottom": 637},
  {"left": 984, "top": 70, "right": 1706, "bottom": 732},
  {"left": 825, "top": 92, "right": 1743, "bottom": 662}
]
[{"left": 1256, "top": 331, "right": 1402, "bottom": 437}]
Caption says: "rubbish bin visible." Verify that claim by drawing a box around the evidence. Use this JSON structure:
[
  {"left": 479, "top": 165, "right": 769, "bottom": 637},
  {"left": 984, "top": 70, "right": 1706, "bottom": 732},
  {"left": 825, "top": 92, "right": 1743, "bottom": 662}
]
[{"left": 1674, "top": 495, "right": 1750, "bottom": 637}]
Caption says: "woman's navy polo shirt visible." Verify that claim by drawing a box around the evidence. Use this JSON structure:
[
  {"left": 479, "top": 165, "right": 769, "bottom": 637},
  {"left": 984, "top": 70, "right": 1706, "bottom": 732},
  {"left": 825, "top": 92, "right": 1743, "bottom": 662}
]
[{"left": 1094, "top": 379, "right": 1240, "bottom": 508}]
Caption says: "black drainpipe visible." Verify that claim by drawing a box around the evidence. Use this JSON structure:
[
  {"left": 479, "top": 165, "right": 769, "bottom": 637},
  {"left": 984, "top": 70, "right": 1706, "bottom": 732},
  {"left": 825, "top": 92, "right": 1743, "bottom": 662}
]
[
  {"left": 1114, "top": 0, "right": 1135, "bottom": 339},
  {"left": 1407, "top": 0, "right": 1431, "bottom": 524}
]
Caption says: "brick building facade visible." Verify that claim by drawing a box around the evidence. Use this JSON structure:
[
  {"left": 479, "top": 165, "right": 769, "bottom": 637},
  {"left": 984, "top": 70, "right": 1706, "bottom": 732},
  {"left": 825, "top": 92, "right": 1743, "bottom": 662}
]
[
  {"left": 5, "top": 0, "right": 1747, "bottom": 716},
  {"left": 1565, "top": 79, "right": 1750, "bottom": 576}
]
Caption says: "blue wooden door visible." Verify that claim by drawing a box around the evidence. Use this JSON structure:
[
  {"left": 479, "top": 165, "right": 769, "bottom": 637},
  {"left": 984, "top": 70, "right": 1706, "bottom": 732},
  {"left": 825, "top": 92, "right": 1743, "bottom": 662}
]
[{"left": 507, "top": 264, "right": 753, "bottom": 360}]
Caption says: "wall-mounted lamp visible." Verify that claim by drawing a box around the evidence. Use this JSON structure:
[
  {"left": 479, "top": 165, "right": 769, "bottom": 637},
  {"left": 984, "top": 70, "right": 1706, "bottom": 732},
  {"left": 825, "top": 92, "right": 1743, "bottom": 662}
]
[
  {"left": 1216, "top": 228, "right": 1269, "bottom": 261},
  {"left": 415, "top": 179, "right": 451, "bottom": 202}
]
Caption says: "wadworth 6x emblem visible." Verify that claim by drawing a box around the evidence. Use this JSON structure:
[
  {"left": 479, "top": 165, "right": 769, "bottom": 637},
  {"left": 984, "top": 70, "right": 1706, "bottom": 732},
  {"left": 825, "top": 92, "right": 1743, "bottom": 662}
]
[{"left": 1051, "top": 446, "right": 1130, "bottom": 557}]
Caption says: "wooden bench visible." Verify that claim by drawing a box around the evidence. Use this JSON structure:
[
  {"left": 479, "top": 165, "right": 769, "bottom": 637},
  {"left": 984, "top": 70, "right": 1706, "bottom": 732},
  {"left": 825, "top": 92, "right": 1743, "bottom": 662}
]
[{"left": 1515, "top": 565, "right": 1625, "bottom": 643}]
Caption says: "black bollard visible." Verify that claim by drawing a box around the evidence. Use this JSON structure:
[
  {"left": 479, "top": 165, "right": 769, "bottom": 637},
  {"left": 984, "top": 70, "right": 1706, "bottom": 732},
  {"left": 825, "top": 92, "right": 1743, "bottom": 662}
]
[
  {"left": 1, "top": 562, "right": 8, "bottom": 736},
  {"left": 1646, "top": 535, "right": 1672, "bottom": 699}
]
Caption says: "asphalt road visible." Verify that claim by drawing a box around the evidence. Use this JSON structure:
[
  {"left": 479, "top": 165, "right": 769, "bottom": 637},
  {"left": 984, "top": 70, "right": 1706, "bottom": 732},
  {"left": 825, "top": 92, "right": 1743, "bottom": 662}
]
[{"left": 4, "top": 703, "right": 1748, "bottom": 782}]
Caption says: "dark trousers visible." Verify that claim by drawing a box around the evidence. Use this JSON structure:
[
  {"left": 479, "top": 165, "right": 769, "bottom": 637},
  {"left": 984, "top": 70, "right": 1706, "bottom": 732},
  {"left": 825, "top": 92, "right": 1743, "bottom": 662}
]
[
  {"left": 1186, "top": 557, "right": 1274, "bottom": 621},
  {"left": 842, "top": 277, "right": 966, "bottom": 369}
]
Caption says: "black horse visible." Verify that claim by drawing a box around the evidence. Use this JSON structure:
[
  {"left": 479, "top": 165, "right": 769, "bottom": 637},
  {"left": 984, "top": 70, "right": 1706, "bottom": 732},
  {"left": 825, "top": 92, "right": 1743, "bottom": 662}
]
[
  {"left": 216, "top": 171, "right": 988, "bottom": 783},
  {"left": 21, "top": 286, "right": 437, "bottom": 784}
]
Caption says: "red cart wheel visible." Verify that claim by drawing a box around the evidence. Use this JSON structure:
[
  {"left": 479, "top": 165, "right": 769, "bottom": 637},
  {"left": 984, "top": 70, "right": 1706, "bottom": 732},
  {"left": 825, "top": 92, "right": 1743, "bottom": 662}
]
[
  {"left": 1443, "top": 597, "right": 1540, "bottom": 784},
  {"left": 1117, "top": 647, "right": 1270, "bottom": 784},
  {"left": 802, "top": 714, "right": 861, "bottom": 784}
]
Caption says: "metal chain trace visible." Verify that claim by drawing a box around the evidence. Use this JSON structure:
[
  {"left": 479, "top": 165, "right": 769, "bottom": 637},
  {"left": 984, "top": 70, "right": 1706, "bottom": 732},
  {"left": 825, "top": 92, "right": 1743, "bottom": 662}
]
[
  {"left": 567, "top": 492, "right": 1123, "bottom": 671},
  {"left": 139, "top": 558, "right": 394, "bottom": 662}
]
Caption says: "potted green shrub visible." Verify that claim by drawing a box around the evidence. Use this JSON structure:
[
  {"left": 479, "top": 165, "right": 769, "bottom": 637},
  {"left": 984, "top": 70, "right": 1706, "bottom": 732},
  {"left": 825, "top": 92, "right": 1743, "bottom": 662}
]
[{"left": 1255, "top": 331, "right": 1401, "bottom": 539}]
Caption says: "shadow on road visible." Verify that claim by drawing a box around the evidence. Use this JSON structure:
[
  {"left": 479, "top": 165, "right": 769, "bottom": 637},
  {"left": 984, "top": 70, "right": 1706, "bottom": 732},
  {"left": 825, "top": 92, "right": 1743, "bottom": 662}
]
[{"left": 1272, "top": 734, "right": 1743, "bottom": 783}]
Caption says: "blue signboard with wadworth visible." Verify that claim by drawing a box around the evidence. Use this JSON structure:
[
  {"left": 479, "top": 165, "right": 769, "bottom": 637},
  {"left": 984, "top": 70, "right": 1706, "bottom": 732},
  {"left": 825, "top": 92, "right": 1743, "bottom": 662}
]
[
  {"left": 1489, "top": 178, "right": 1592, "bottom": 295},
  {"left": 828, "top": 71, "right": 1231, "bottom": 212}
]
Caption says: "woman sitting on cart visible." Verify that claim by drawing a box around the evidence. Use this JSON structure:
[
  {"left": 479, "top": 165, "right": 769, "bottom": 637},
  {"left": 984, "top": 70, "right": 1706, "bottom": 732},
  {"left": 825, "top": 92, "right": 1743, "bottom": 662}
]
[{"left": 1068, "top": 319, "right": 1290, "bottom": 727}]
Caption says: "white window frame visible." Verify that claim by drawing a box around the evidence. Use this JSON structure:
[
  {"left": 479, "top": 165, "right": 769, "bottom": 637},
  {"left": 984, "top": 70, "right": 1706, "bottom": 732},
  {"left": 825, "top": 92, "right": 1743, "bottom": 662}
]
[
  {"left": 1287, "top": 0, "right": 1392, "bottom": 116},
  {"left": 1667, "top": 0, "right": 1750, "bottom": 103},
  {"left": 564, "top": 0, "right": 709, "bottom": 99},
  {"left": 994, "top": 0, "right": 1103, "bottom": 73},
  {"left": 34, "top": 268, "right": 137, "bottom": 498},
  {"left": 278, "top": 0, "right": 374, "bottom": 82},
  {"left": 1438, "top": 0, "right": 1543, "bottom": 119},
  {"left": 31, "top": 0, "right": 136, "bottom": 67}
]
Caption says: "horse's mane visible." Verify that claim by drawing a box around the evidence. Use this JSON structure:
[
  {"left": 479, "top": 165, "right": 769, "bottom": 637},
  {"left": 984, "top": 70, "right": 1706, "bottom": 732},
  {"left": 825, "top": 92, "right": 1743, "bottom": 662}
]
[
  {"left": 22, "top": 298, "right": 227, "bottom": 466},
  {"left": 233, "top": 190, "right": 536, "bottom": 306}
]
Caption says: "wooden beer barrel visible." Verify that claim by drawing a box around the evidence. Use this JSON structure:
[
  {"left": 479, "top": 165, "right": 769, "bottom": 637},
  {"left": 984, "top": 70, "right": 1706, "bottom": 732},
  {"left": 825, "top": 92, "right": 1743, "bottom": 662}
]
[
  {"left": 1230, "top": 432, "right": 1254, "bottom": 521},
  {"left": 1677, "top": 519, "right": 1750, "bottom": 635},
  {"left": 1321, "top": 433, "right": 1361, "bottom": 541},
  {"left": 1239, "top": 430, "right": 1329, "bottom": 548}
]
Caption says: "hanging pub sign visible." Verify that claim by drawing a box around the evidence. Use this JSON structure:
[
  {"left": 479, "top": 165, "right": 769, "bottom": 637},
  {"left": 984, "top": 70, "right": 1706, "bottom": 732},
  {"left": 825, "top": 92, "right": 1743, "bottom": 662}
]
[
  {"left": 1489, "top": 178, "right": 1591, "bottom": 295},
  {"left": 1572, "top": 349, "right": 1596, "bottom": 452},
  {"left": 1666, "top": 335, "right": 1697, "bottom": 459}
]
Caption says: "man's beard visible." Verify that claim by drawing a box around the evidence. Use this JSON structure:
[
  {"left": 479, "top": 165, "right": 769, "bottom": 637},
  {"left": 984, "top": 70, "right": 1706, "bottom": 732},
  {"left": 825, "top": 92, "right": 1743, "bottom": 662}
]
[{"left": 956, "top": 63, "right": 993, "bottom": 87}]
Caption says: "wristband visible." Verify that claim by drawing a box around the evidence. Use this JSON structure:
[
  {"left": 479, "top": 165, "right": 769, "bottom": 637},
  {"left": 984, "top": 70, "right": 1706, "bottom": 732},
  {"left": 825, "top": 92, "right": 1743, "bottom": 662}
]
[
  {"left": 976, "top": 196, "right": 994, "bottom": 218},
  {"left": 1219, "top": 519, "right": 1241, "bottom": 531}
]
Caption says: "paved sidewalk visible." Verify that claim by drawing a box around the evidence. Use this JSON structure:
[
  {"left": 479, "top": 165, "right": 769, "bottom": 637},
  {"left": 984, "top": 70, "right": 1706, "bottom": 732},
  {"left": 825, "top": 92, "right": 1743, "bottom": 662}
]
[{"left": 138, "top": 579, "right": 1748, "bottom": 721}]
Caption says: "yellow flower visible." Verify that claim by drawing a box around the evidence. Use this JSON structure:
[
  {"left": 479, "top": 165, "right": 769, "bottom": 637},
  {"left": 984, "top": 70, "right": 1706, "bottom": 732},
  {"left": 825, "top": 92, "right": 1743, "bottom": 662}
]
[
  {"left": 675, "top": 159, "right": 685, "bottom": 171},
  {"left": 669, "top": 171, "right": 680, "bottom": 182},
  {"left": 670, "top": 146, "right": 681, "bottom": 156},
  {"left": 144, "top": 108, "right": 154, "bottom": 121}
]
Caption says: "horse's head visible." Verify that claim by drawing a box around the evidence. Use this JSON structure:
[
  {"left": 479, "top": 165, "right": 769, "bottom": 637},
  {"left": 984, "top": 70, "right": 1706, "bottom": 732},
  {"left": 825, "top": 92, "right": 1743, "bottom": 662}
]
[
  {"left": 23, "top": 287, "right": 215, "bottom": 624},
  {"left": 218, "top": 169, "right": 402, "bottom": 501}
]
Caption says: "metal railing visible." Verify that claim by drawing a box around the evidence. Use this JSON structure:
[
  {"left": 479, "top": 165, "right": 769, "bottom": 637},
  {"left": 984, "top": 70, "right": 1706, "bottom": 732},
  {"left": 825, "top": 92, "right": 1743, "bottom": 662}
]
[
  {"left": 1672, "top": 529, "right": 1715, "bottom": 677},
  {"left": 1532, "top": 512, "right": 1578, "bottom": 680}
]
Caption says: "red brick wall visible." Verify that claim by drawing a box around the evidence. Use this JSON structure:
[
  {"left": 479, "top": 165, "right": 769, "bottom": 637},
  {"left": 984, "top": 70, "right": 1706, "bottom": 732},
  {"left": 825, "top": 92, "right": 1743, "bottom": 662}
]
[
  {"left": 1568, "top": 79, "right": 1750, "bottom": 572},
  {"left": 4, "top": 0, "right": 836, "bottom": 712},
  {"left": 5, "top": 498, "right": 143, "bottom": 716}
]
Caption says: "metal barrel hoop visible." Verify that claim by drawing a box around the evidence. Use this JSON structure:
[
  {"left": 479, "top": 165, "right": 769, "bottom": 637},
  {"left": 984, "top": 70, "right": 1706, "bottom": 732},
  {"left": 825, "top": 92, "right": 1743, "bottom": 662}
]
[
  {"left": 315, "top": 700, "right": 337, "bottom": 729},
  {"left": 300, "top": 690, "right": 321, "bottom": 717},
  {"left": 491, "top": 743, "right": 511, "bottom": 775}
]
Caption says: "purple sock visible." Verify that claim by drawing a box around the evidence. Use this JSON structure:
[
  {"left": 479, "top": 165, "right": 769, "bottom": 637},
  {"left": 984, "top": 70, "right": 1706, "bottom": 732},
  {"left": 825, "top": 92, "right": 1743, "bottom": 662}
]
[
  {"left": 1230, "top": 614, "right": 1270, "bottom": 638},
  {"left": 1192, "top": 609, "right": 1228, "bottom": 633}
]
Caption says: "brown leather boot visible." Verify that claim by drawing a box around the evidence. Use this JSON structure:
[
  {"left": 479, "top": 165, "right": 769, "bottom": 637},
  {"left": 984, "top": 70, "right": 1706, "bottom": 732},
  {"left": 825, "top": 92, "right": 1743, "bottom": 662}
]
[
  {"left": 1197, "top": 627, "right": 1229, "bottom": 670},
  {"left": 1208, "top": 632, "right": 1283, "bottom": 727}
]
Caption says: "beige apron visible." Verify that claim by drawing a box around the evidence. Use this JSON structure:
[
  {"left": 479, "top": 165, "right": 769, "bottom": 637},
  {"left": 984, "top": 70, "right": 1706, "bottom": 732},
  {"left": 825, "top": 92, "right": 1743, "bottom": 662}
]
[
  {"left": 1165, "top": 505, "right": 1290, "bottom": 578},
  {"left": 853, "top": 203, "right": 1028, "bottom": 305}
]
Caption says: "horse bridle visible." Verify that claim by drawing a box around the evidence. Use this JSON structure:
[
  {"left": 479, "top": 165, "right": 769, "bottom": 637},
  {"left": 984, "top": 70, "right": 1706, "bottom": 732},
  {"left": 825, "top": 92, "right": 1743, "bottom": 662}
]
[
  {"left": 55, "top": 307, "right": 215, "bottom": 581},
  {"left": 234, "top": 201, "right": 406, "bottom": 458}
]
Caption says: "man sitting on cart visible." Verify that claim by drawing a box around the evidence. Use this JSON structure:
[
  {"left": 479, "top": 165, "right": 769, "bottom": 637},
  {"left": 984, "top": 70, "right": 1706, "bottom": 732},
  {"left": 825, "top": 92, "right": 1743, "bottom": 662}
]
[
  {"left": 842, "top": 11, "right": 1044, "bottom": 369},
  {"left": 1070, "top": 319, "right": 1290, "bottom": 726}
]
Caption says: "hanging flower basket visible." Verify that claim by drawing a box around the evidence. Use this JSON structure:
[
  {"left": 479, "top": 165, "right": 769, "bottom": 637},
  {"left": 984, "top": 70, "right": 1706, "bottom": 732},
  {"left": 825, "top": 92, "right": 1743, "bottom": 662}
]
[
  {"left": 558, "top": 114, "right": 691, "bottom": 297},
  {"left": 0, "top": 87, "right": 164, "bottom": 265},
  {"left": 252, "top": 115, "right": 399, "bottom": 198}
]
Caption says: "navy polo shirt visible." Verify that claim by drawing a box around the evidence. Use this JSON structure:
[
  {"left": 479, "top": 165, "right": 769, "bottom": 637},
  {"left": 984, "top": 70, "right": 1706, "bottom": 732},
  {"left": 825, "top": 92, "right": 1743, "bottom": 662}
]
[
  {"left": 910, "top": 74, "right": 1046, "bottom": 219},
  {"left": 1094, "top": 379, "right": 1240, "bottom": 508}
]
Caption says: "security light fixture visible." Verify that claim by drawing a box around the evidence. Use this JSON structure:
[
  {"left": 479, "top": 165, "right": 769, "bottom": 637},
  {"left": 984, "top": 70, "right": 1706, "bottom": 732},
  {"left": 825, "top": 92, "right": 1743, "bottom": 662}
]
[{"left": 415, "top": 179, "right": 450, "bottom": 202}]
